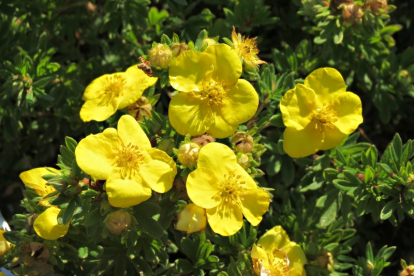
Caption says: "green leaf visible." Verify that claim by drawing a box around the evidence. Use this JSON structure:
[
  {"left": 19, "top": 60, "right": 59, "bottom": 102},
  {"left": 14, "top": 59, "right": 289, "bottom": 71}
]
[
  {"left": 65, "top": 136, "right": 78, "bottom": 153},
  {"left": 380, "top": 199, "right": 398, "bottom": 220},
  {"left": 33, "top": 75, "right": 55, "bottom": 88},
  {"left": 135, "top": 212, "right": 164, "bottom": 238},
  {"left": 175, "top": 259, "right": 193, "bottom": 273},
  {"left": 62, "top": 198, "right": 77, "bottom": 224}
]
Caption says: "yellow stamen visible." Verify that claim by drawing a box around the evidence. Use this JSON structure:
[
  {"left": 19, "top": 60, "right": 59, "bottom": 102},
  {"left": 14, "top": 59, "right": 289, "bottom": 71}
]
[
  {"left": 99, "top": 75, "right": 127, "bottom": 106},
  {"left": 215, "top": 171, "right": 246, "bottom": 204},
  {"left": 196, "top": 79, "right": 228, "bottom": 106},
  {"left": 312, "top": 103, "right": 338, "bottom": 132},
  {"left": 115, "top": 143, "right": 144, "bottom": 178},
  {"left": 253, "top": 249, "right": 290, "bottom": 276}
]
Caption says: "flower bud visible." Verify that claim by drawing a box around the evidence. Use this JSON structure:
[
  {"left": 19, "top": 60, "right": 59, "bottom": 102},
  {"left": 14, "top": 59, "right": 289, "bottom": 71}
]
[
  {"left": 0, "top": 230, "right": 12, "bottom": 258},
  {"left": 176, "top": 203, "right": 207, "bottom": 234},
  {"left": 237, "top": 153, "right": 250, "bottom": 169},
  {"left": 398, "top": 70, "right": 412, "bottom": 86},
  {"left": 128, "top": 96, "right": 153, "bottom": 122},
  {"left": 331, "top": 0, "right": 353, "bottom": 10},
  {"left": 149, "top": 44, "right": 172, "bottom": 69},
  {"left": 201, "top": 38, "right": 217, "bottom": 48},
  {"left": 231, "top": 132, "right": 254, "bottom": 153},
  {"left": 400, "top": 265, "right": 414, "bottom": 276},
  {"left": 342, "top": 3, "right": 363, "bottom": 25},
  {"left": 104, "top": 210, "right": 131, "bottom": 234},
  {"left": 177, "top": 143, "right": 200, "bottom": 168},
  {"left": 367, "top": 0, "right": 387, "bottom": 12},
  {"left": 191, "top": 134, "right": 215, "bottom": 146},
  {"left": 171, "top": 42, "right": 189, "bottom": 57},
  {"left": 316, "top": 251, "right": 334, "bottom": 271}
]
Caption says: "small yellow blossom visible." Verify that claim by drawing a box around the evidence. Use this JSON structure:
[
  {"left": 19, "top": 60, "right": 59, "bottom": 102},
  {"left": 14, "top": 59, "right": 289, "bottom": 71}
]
[
  {"left": 0, "top": 229, "right": 12, "bottom": 258},
  {"left": 33, "top": 206, "right": 70, "bottom": 240},
  {"left": 231, "top": 27, "right": 266, "bottom": 68},
  {"left": 19, "top": 167, "right": 59, "bottom": 206},
  {"left": 280, "top": 68, "right": 363, "bottom": 158},
  {"left": 251, "top": 226, "right": 307, "bottom": 276},
  {"left": 169, "top": 44, "right": 259, "bottom": 138},
  {"left": 75, "top": 115, "right": 177, "bottom": 208},
  {"left": 80, "top": 66, "right": 157, "bottom": 122},
  {"left": 186, "top": 142, "right": 269, "bottom": 236},
  {"left": 176, "top": 203, "right": 207, "bottom": 234}
]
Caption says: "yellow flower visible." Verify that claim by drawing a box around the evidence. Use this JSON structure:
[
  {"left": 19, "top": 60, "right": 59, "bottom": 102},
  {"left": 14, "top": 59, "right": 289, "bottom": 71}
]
[
  {"left": 80, "top": 66, "right": 157, "bottom": 122},
  {"left": 251, "top": 226, "right": 307, "bottom": 276},
  {"left": 186, "top": 142, "right": 269, "bottom": 236},
  {"left": 280, "top": 68, "right": 363, "bottom": 158},
  {"left": 33, "top": 206, "right": 70, "bottom": 240},
  {"left": 169, "top": 44, "right": 259, "bottom": 138},
  {"left": 231, "top": 27, "right": 266, "bottom": 68},
  {"left": 176, "top": 203, "right": 207, "bottom": 234},
  {"left": 19, "top": 167, "right": 59, "bottom": 207},
  {"left": 75, "top": 115, "right": 177, "bottom": 207},
  {"left": 0, "top": 229, "right": 12, "bottom": 258}
]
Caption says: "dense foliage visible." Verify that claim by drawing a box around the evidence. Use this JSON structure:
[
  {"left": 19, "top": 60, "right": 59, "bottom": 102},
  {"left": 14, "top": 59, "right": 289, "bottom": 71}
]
[{"left": 1, "top": 0, "right": 414, "bottom": 275}]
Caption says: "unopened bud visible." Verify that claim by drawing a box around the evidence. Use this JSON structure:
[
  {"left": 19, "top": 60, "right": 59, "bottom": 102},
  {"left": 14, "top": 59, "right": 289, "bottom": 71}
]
[
  {"left": 331, "top": 0, "right": 353, "bottom": 9},
  {"left": 171, "top": 43, "right": 189, "bottom": 57},
  {"left": 237, "top": 154, "right": 250, "bottom": 169},
  {"left": 316, "top": 251, "right": 334, "bottom": 271},
  {"left": 104, "top": 210, "right": 131, "bottom": 234},
  {"left": 231, "top": 132, "right": 254, "bottom": 153},
  {"left": 177, "top": 143, "right": 200, "bottom": 168},
  {"left": 400, "top": 265, "right": 414, "bottom": 276},
  {"left": 191, "top": 134, "right": 214, "bottom": 146},
  {"left": 367, "top": 0, "right": 387, "bottom": 12},
  {"left": 0, "top": 230, "right": 12, "bottom": 258},
  {"left": 149, "top": 44, "right": 172, "bottom": 69},
  {"left": 398, "top": 70, "right": 412, "bottom": 86},
  {"left": 176, "top": 203, "right": 207, "bottom": 234},
  {"left": 201, "top": 38, "right": 217, "bottom": 48},
  {"left": 342, "top": 3, "right": 363, "bottom": 25},
  {"left": 128, "top": 96, "right": 153, "bottom": 122}
]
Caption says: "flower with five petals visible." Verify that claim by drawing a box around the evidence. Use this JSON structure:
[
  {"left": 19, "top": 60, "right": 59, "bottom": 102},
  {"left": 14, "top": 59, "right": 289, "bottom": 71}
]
[
  {"left": 280, "top": 67, "right": 363, "bottom": 158},
  {"left": 186, "top": 142, "right": 269, "bottom": 236},
  {"left": 168, "top": 44, "right": 259, "bottom": 138},
  {"left": 75, "top": 115, "right": 177, "bottom": 208}
]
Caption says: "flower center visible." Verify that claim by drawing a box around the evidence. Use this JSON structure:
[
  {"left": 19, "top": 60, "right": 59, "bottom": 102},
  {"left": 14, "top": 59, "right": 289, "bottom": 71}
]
[
  {"left": 199, "top": 79, "right": 228, "bottom": 106},
  {"left": 216, "top": 171, "right": 246, "bottom": 204},
  {"left": 115, "top": 143, "right": 144, "bottom": 177},
  {"left": 99, "top": 75, "right": 127, "bottom": 106},
  {"left": 253, "top": 249, "right": 290, "bottom": 276},
  {"left": 312, "top": 103, "right": 338, "bottom": 132}
]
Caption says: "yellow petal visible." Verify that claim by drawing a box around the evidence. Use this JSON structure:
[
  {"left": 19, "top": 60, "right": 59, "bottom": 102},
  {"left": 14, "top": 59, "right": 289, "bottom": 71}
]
[
  {"left": 319, "top": 127, "right": 347, "bottom": 150},
  {"left": 304, "top": 68, "right": 347, "bottom": 105},
  {"left": 187, "top": 167, "right": 221, "bottom": 209},
  {"left": 332, "top": 92, "right": 363, "bottom": 134},
  {"left": 258, "top": 225, "right": 291, "bottom": 253},
  {"left": 283, "top": 242, "right": 307, "bottom": 276},
  {"left": 169, "top": 92, "right": 213, "bottom": 136},
  {"left": 75, "top": 129, "right": 118, "bottom": 180},
  {"left": 240, "top": 189, "right": 269, "bottom": 226},
  {"left": 34, "top": 206, "right": 69, "bottom": 240},
  {"left": 205, "top": 44, "right": 242, "bottom": 85},
  {"left": 106, "top": 171, "right": 152, "bottom": 208},
  {"left": 206, "top": 200, "right": 243, "bottom": 236},
  {"left": 140, "top": 148, "right": 177, "bottom": 193},
  {"left": 207, "top": 108, "right": 238, "bottom": 138},
  {"left": 117, "top": 115, "right": 151, "bottom": 149},
  {"left": 221, "top": 79, "right": 259, "bottom": 125},
  {"left": 0, "top": 230, "right": 12, "bottom": 258},
  {"left": 280, "top": 84, "right": 315, "bottom": 130},
  {"left": 251, "top": 244, "right": 270, "bottom": 268},
  {"left": 197, "top": 142, "right": 237, "bottom": 176},
  {"left": 169, "top": 50, "right": 213, "bottom": 92},
  {"left": 176, "top": 203, "right": 207, "bottom": 234},
  {"left": 283, "top": 123, "right": 324, "bottom": 158},
  {"left": 80, "top": 97, "right": 119, "bottom": 122},
  {"left": 82, "top": 74, "right": 114, "bottom": 101},
  {"left": 118, "top": 66, "right": 158, "bottom": 109},
  {"left": 19, "top": 167, "right": 59, "bottom": 195}
]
